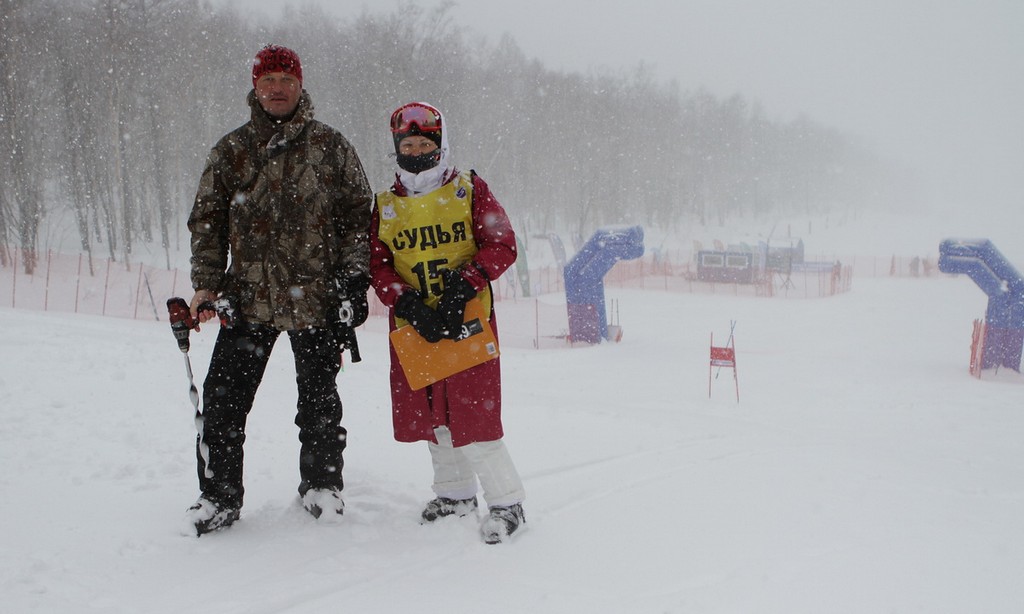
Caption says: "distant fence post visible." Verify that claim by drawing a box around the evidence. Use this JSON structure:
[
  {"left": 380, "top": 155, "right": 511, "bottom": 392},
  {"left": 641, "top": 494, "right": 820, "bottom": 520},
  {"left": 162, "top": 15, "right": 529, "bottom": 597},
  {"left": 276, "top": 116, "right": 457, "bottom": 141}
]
[
  {"left": 134, "top": 266, "right": 144, "bottom": 320},
  {"left": 44, "top": 250, "right": 52, "bottom": 311},
  {"left": 11, "top": 249, "right": 17, "bottom": 308},
  {"left": 102, "top": 258, "right": 111, "bottom": 316},
  {"left": 75, "top": 253, "right": 83, "bottom": 314},
  {"left": 143, "top": 271, "right": 160, "bottom": 321}
]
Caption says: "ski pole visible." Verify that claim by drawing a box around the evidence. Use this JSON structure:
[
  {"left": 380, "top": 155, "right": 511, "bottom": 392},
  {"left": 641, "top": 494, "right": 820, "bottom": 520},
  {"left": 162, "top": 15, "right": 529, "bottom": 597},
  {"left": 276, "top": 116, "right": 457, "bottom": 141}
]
[{"left": 166, "top": 297, "right": 213, "bottom": 479}]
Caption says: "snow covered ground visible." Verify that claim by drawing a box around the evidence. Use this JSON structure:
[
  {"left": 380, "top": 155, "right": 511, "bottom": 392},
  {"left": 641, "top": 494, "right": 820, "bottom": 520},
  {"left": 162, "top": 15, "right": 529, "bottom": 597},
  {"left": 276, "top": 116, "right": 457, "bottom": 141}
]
[{"left": 3, "top": 250, "right": 1024, "bottom": 612}]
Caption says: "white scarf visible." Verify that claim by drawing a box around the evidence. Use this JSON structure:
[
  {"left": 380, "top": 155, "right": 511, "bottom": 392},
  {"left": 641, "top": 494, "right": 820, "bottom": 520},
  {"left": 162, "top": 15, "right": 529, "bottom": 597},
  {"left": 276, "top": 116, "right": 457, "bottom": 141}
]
[{"left": 397, "top": 157, "right": 451, "bottom": 195}]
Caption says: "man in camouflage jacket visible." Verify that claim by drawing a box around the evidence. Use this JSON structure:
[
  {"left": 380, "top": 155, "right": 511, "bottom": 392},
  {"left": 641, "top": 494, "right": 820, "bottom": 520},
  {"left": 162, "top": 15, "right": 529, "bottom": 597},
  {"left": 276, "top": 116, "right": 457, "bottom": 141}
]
[{"left": 183, "top": 45, "right": 372, "bottom": 536}]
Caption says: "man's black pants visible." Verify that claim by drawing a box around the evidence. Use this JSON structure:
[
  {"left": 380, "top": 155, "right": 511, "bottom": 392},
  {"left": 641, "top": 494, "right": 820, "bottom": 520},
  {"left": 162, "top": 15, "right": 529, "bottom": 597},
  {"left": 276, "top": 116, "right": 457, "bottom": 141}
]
[{"left": 197, "top": 323, "right": 345, "bottom": 508}]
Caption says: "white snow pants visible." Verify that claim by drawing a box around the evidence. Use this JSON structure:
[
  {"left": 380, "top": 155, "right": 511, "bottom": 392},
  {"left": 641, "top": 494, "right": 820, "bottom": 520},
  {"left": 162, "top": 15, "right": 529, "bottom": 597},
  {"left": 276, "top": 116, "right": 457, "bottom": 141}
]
[{"left": 428, "top": 426, "right": 525, "bottom": 508}]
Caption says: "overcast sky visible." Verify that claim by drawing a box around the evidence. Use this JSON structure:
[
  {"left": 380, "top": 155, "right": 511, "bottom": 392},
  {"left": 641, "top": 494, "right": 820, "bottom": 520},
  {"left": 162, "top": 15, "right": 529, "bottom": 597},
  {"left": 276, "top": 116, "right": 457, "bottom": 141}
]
[{"left": 232, "top": 0, "right": 1024, "bottom": 215}]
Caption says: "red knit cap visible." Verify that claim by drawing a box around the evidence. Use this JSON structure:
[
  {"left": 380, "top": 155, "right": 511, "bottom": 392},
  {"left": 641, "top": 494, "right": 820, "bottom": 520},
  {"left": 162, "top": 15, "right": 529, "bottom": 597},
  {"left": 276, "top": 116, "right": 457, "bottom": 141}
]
[{"left": 252, "top": 45, "right": 302, "bottom": 87}]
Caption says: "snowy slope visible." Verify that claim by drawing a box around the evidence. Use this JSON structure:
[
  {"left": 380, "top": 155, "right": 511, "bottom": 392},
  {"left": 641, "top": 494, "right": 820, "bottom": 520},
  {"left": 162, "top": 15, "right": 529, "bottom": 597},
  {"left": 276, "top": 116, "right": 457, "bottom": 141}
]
[{"left": 3, "top": 266, "right": 1024, "bottom": 613}]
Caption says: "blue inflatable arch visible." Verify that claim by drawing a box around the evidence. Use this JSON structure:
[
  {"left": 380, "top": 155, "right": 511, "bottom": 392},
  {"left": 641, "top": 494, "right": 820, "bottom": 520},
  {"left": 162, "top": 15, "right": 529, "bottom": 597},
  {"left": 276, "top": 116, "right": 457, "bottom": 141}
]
[
  {"left": 563, "top": 226, "right": 645, "bottom": 343},
  {"left": 938, "top": 238, "right": 1024, "bottom": 371}
]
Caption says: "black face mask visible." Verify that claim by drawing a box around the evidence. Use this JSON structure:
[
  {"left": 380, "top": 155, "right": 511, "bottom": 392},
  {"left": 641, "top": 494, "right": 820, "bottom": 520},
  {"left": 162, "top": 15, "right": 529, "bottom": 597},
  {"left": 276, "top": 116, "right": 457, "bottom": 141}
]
[{"left": 396, "top": 150, "right": 441, "bottom": 173}]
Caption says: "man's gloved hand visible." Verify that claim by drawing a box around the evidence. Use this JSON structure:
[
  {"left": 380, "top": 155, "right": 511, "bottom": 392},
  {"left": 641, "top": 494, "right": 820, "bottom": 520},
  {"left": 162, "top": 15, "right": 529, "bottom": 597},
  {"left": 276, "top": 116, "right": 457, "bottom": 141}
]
[
  {"left": 394, "top": 290, "right": 446, "bottom": 343},
  {"left": 437, "top": 268, "right": 477, "bottom": 339},
  {"left": 329, "top": 274, "right": 368, "bottom": 362},
  {"left": 334, "top": 274, "right": 369, "bottom": 328},
  {"left": 339, "top": 292, "right": 369, "bottom": 329}
]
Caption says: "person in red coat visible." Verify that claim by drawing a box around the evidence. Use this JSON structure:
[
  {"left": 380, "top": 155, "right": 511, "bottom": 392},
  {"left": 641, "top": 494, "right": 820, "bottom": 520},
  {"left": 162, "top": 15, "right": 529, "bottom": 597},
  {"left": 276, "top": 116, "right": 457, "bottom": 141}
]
[{"left": 368, "top": 102, "right": 526, "bottom": 543}]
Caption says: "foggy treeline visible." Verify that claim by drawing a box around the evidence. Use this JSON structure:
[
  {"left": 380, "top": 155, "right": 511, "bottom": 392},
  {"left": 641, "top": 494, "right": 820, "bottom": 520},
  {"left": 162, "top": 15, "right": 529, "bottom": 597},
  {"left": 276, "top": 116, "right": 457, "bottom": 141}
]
[{"left": 0, "top": 0, "right": 911, "bottom": 274}]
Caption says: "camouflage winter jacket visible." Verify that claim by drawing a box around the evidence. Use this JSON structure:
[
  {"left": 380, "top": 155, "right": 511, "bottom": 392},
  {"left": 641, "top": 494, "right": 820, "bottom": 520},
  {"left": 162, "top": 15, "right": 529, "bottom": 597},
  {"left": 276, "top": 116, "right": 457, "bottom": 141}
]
[{"left": 188, "top": 90, "right": 372, "bottom": 330}]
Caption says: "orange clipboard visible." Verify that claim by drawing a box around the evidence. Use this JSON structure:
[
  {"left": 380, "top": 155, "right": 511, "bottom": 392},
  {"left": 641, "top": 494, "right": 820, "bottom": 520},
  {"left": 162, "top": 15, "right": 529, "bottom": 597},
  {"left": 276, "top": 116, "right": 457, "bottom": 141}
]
[{"left": 389, "top": 297, "right": 499, "bottom": 390}]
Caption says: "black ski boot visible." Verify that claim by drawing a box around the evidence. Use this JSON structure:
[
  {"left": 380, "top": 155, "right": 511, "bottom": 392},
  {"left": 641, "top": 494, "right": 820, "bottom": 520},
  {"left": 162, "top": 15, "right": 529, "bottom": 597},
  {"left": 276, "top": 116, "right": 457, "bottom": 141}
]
[
  {"left": 301, "top": 488, "right": 345, "bottom": 522},
  {"left": 481, "top": 503, "right": 526, "bottom": 544},
  {"left": 184, "top": 497, "right": 240, "bottom": 537},
  {"left": 420, "top": 496, "right": 479, "bottom": 523}
]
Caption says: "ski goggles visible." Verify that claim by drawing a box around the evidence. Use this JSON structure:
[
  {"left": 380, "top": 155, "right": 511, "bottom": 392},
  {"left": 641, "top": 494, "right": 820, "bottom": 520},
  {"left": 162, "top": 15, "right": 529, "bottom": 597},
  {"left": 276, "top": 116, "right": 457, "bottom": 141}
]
[{"left": 390, "top": 103, "right": 441, "bottom": 135}]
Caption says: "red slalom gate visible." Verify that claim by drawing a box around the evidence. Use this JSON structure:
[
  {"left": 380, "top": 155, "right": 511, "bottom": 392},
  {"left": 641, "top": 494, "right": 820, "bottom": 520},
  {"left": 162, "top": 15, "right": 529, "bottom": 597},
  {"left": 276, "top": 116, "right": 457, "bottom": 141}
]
[{"left": 709, "top": 321, "right": 739, "bottom": 402}]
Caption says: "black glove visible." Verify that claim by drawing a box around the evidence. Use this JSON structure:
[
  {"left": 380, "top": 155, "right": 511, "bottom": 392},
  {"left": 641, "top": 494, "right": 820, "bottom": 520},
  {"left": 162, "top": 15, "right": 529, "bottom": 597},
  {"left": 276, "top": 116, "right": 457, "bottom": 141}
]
[
  {"left": 333, "top": 273, "right": 369, "bottom": 328},
  {"left": 339, "top": 292, "right": 368, "bottom": 329},
  {"left": 394, "top": 290, "right": 446, "bottom": 343},
  {"left": 437, "top": 268, "right": 477, "bottom": 339}
]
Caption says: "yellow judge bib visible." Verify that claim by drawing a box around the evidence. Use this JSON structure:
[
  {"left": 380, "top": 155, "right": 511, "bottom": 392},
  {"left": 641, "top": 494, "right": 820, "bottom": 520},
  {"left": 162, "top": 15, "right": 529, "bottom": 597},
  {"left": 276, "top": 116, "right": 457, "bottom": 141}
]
[{"left": 376, "top": 172, "right": 493, "bottom": 319}]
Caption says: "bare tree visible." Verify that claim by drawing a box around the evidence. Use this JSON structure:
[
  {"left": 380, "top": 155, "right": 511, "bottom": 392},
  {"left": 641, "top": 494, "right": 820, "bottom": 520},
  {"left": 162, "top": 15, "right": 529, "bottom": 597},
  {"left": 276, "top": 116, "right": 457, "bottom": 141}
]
[
  {"left": 0, "top": 0, "right": 914, "bottom": 274},
  {"left": 1, "top": 0, "right": 46, "bottom": 273}
]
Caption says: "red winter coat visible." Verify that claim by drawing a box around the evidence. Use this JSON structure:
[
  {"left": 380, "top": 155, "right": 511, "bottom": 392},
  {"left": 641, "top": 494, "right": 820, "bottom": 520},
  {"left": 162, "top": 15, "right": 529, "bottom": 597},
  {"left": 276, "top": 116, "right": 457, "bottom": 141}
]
[{"left": 369, "top": 170, "right": 517, "bottom": 447}]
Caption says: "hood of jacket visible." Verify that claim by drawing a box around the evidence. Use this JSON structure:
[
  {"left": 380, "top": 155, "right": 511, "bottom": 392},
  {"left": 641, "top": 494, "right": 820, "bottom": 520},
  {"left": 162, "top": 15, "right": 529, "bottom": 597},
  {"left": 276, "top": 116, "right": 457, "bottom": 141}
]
[{"left": 395, "top": 104, "right": 456, "bottom": 195}]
